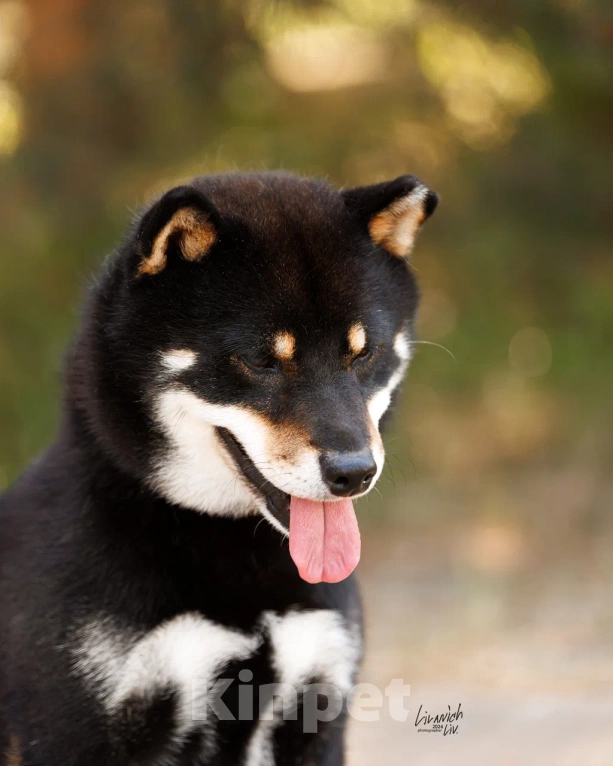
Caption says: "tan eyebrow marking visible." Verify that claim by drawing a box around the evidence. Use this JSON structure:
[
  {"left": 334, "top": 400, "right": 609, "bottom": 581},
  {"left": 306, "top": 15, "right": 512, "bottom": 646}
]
[
  {"left": 272, "top": 331, "right": 296, "bottom": 361},
  {"left": 348, "top": 322, "right": 367, "bottom": 356}
]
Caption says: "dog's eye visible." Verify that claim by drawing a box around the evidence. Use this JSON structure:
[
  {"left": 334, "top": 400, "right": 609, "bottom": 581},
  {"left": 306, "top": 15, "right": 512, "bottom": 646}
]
[
  {"left": 238, "top": 354, "right": 282, "bottom": 374},
  {"left": 352, "top": 347, "right": 372, "bottom": 365}
]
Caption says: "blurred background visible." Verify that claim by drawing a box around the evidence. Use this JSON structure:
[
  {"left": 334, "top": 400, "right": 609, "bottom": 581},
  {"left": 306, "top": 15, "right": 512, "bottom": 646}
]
[{"left": 0, "top": 0, "right": 611, "bottom": 762}]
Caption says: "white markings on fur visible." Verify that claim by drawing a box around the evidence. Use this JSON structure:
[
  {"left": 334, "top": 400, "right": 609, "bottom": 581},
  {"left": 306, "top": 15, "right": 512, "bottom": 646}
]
[
  {"left": 266, "top": 609, "right": 359, "bottom": 691},
  {"left": 243, "top": 723, "right": 275, "bottom": 766},
  {"left": 73, "top": 609, "right": 361, "bottom": 766},
  {"left": 73, "top": 614, "right": 259, "bottom": 759},
  {"left": 160, "top": 349, "right": 197, "bottom": 373},
  {"left": 393, "top": 330, "right": 412, "bottom": 363},
  {"left": 367, "top": 422, "right": 386, "bottom": 490},
  {"left": 152, "top": 388, "right": 332, "bottom": 509},
  {"left": 151, "top": 389, "right": 260, "bottom": 517},
  {"left": 243, "top": 609, "right": 360, "bottom": 766},
  {"left": 367, "top": 330, "right": 412, "bottom": 427},
  {"left": 109, "top": 615, "right": 258, "bottom": 718},
  {"left": 71, "top": 615, "right": 133, "bottom": 693}
]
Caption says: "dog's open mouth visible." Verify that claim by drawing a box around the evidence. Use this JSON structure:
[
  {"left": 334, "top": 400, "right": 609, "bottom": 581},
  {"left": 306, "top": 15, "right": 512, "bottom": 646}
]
[
  {"left": 216, "top": 427, "right": 361, "bottom": 585},
  {"left": 217, "top": 427, "right": 291, "bottom": 527}
]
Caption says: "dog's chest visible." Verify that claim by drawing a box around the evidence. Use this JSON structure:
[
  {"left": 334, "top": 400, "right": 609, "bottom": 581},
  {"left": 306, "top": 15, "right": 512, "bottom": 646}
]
[{"left": 73, "top": 607, "right": 361, "bottom": 761}]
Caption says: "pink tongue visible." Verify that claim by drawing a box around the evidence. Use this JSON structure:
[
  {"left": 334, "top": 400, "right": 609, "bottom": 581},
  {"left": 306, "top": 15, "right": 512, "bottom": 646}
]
[{"left": 289, "top": 496, "right": 361, "bottom": 584}]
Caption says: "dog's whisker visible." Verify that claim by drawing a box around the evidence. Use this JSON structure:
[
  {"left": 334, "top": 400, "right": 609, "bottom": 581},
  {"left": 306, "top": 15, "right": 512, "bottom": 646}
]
[
  {"left": 383, "top": 465, "right": 397, "bottom": 490},
  {"left": 253, "top": 517, "right": 266, "bottom": 537},
  {"left": 409, "top": 339, "right": 457, "bottom": 362},
  {"left": 383, "top": 436, "right": 407, "bottom": 450},
  {"left": 386, "top": 452, "right": 412, "bottom": 481}
]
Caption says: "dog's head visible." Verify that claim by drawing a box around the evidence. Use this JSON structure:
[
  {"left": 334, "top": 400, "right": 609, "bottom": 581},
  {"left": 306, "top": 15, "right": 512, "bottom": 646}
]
[{"left": 79, "top": 172, "right": 437, "bottom": 583}]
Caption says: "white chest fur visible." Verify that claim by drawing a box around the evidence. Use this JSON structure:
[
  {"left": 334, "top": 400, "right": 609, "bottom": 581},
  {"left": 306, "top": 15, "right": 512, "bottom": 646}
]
[
  {"left": 243, "top": 610, "right": 361, "bottom": 765},
  {"left": 72, "top": 609, "right": 360, "bottom": 763}
]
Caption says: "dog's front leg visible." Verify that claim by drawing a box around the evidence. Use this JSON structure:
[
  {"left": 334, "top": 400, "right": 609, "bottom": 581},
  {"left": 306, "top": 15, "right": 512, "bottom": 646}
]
[{"left": 268, "top": 700, "right": 348, "bottom": 766}]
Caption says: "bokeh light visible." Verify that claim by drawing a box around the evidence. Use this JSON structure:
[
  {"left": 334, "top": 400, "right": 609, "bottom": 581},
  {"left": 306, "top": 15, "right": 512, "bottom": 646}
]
[
  {"left": 417, "top": 19, "right": 550, "bottom": 148},
  {"left": 508, "top": 326, "right": 553, "bottom": 378}
]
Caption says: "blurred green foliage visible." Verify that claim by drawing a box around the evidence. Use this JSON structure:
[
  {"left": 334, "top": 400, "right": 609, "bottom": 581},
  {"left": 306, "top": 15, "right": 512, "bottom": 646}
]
[{"left": 0, "top": 0, "right": 611, "bottom": 492}]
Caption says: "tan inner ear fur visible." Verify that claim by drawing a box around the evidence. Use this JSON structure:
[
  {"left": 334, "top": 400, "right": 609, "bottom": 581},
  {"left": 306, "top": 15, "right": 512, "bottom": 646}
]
[
  {"left": 138, "top": 208, "right": 217, "bottom": 277},
  {"left": 368, "top": 184, "right": 430, "bottom": 258}
]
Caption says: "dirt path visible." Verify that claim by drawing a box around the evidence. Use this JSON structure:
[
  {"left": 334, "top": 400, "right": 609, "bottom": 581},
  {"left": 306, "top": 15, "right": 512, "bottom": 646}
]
[
  {"left": 348, "top": 687, "right": 613, "bottom": 765},
  {"left": 345, "top": 535, "right": 613, "bottom": 764}
]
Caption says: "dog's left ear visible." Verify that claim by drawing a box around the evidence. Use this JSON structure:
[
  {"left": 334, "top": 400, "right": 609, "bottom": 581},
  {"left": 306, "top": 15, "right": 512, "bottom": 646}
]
[
  {"left": 342, "top": 175, "right": 438, "bottom": 258},
  {"left": 134, "top": 185, "right": 219, "bottom": 277}
]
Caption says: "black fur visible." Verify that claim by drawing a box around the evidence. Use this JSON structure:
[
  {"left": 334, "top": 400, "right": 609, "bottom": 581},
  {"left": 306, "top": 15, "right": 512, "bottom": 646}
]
[{"left": 0, "top": 172, "right": 435, "bottom": 765}]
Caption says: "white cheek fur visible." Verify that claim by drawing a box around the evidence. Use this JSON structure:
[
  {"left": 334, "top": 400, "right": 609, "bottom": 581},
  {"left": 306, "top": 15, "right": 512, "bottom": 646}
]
[
  {"left": 151, "top": 390, "right": 259, "bottom": 518},
  {"left": 151, "top": 388, "right": 332, "bottom": 512},
  {"left": 367, "top": 330, "right": 412, "bottom": 428}
]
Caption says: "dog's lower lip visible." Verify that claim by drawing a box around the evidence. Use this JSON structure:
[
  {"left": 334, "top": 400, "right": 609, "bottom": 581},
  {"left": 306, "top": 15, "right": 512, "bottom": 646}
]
[{"left": 216, "top": 427, "right": 290, "bottom": 526}]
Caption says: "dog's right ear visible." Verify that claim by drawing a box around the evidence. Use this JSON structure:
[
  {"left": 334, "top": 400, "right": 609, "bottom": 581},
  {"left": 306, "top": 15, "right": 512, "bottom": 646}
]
[
  {"left": 342, "top": 175, "right": 438, "bottom": 259},
  {"left": 133, "top": 186, "right": 219, "bottom": 278}
]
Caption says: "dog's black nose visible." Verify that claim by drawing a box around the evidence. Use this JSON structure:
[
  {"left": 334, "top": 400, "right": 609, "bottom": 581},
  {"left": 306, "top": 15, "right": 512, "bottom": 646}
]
[{"left": 321, "top": 450, "right": 377, "bottom": 497}]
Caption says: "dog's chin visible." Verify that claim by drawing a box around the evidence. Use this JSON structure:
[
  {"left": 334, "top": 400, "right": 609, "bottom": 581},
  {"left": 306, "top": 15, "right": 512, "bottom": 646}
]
[{"left": 216, "top": 427, "right": 291, "bottom": 528}]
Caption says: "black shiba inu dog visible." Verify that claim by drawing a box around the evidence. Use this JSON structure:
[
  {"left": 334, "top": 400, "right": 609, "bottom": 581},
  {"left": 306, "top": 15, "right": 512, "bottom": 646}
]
[{"left": 0, "top": 171, "right": 437, "bottom": 765}]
